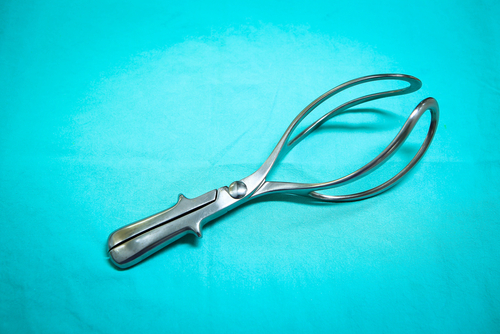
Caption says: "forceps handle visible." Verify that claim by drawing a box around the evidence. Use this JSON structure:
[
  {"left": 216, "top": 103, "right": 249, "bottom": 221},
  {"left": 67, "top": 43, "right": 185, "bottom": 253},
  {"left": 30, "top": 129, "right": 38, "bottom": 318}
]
[{"left": 107, "top": 190, "right": 217, "bottom": 268}]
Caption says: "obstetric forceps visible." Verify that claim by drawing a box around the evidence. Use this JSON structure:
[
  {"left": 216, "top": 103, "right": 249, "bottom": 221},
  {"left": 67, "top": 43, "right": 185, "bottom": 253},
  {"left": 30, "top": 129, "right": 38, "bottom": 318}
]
[{"left": 107, "top": 74, "right": 439, "bottom": 269}]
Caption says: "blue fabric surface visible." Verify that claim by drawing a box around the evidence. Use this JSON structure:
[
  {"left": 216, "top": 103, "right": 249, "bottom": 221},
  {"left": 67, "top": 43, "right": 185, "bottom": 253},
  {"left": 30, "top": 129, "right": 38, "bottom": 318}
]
[{"left": 1, "top": 1, "right": 499, "bottom": 333}]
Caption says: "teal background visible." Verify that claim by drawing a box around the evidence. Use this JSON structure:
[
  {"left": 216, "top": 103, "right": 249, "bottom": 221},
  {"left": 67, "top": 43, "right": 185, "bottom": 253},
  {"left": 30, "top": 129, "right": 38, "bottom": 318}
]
[{"left": 1, "top": 0, "right": 499, "bottom": 333}]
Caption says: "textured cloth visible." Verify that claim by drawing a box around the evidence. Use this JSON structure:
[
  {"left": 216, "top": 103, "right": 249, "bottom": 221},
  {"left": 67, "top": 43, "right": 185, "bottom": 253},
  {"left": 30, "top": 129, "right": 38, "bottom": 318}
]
[{"left": 1, "top": 1, "right": 499, "bottom": 333}]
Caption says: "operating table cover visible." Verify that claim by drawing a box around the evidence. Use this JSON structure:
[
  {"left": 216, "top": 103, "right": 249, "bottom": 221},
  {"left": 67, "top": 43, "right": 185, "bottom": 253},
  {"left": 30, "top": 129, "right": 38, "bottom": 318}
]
[{"left": 1, "top": 1, "right": 499, "bottom": 333}]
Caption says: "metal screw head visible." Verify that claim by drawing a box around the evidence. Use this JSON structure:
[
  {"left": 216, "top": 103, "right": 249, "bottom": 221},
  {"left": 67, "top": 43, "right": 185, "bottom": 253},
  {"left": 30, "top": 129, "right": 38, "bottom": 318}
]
[{"left": 228, "top": 181, "right": 247, "bottom": 199}]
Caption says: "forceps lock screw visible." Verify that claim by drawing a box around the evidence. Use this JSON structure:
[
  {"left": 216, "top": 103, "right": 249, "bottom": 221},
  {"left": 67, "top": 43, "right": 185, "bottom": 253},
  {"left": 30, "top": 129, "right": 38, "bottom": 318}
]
[{"left": 228, "top": 181, "right": 247, "bottom": 199}]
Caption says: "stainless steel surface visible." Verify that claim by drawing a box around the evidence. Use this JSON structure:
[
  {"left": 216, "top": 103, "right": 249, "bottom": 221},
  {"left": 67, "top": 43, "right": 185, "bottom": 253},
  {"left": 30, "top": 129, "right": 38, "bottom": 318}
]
[
  {"left": 228, "top": 181, "right": 247, "bottom": 199},
  {"left": 107, "top": 189, "right": 217, "bottom": 263},
  {"left": 107, "top": 74, "right": 440, "bottom": 269}
]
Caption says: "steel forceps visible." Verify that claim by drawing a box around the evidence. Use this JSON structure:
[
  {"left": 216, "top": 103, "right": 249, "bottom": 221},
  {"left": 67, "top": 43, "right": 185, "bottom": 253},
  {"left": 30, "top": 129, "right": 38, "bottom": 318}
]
[{"left": 107, "top": 74, "right": 439, "bottom": 269}]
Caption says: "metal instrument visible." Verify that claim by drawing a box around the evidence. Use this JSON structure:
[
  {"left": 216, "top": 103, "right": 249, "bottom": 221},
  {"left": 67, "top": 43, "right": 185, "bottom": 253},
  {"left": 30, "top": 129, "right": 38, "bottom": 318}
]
[{"left": 107, "top": 74, "right": 439, "bottom": 269}]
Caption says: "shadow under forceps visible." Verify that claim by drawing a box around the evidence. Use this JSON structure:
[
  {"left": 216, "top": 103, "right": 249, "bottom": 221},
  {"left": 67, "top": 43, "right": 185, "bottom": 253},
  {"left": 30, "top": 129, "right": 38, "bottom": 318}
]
[{"left": 107, "top": 74, "right": 439, "bottom": 269}]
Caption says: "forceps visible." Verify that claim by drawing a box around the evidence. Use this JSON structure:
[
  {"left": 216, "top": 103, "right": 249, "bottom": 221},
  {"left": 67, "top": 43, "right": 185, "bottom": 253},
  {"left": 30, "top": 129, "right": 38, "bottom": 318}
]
[{"left": 107, "top": 74, "right": 439, "bottom": 269}]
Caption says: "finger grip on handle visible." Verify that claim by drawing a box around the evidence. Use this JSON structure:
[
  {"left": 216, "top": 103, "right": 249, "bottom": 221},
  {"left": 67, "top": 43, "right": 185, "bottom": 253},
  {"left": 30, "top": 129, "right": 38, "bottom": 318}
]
[{"left": 107, "top": 190, "right": 217, "bottom": 269}]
